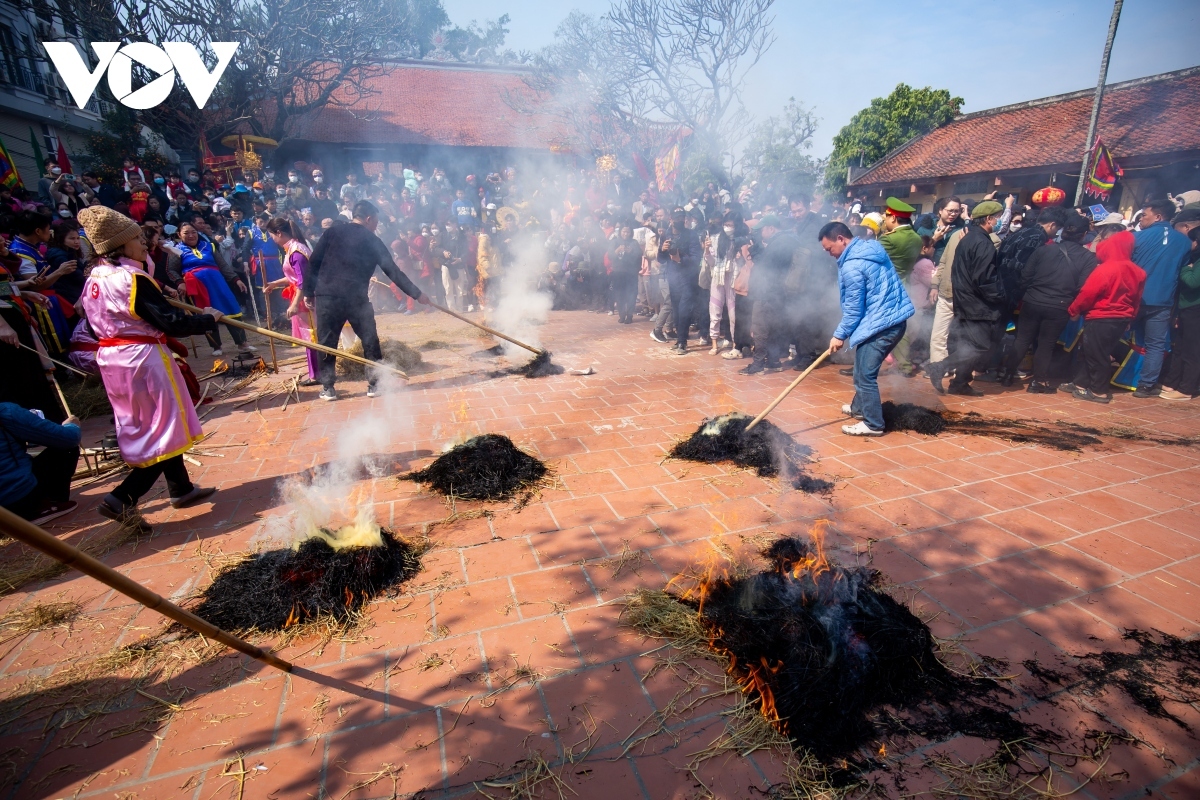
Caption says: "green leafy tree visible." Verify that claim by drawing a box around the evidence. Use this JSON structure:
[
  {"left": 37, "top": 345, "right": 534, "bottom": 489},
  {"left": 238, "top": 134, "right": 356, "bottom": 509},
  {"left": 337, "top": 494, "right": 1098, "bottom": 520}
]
[
  {"left": 741, "top": 97, "right": 823, "bottom": 197},
  {"left": 81, "top": 107, "right": 173, "bottom": 185},
  {"left": 825, "top": 84, "right": 963, "bottom": 196}
]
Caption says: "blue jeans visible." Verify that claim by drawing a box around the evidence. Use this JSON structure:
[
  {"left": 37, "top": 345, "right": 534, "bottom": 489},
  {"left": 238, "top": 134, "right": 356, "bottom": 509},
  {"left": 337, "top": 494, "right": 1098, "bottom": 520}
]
[
  {"left": 665, "top": 263, "right": 699, "bottom": 347},
  {"left": 851, "top": 321, "right": 907, "bottom": 431},
  {"left": 1136, "top": 304, "right": 1172, "bottom": 390}
]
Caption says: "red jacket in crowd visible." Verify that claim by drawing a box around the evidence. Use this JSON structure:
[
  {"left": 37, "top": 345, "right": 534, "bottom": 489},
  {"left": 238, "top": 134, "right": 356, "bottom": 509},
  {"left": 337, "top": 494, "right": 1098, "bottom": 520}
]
[{"left": 1068, "top": 231, "right": 1146, "bottom": 320}]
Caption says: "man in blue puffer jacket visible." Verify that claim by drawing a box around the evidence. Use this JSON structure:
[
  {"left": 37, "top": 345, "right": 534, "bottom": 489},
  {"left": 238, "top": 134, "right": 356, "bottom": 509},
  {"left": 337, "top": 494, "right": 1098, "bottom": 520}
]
[{"left": 820, "top": 222, "right": 915, "bottom": 435}]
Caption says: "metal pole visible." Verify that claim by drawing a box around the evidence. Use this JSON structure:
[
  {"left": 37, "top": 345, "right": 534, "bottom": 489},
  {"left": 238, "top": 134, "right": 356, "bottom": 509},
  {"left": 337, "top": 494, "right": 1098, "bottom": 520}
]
[
  {"left": 1073, "top": 0, "right": 1124, "bottom": 207},
  {"left": 0, "top": 506, "right": 292, "bottom": 673}
]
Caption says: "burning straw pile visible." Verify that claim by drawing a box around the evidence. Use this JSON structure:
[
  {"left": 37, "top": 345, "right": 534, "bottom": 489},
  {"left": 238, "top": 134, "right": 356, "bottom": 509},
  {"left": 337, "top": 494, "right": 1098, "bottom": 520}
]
[
  {"left": 671, "top": 535, "right": 1028, "bottom": 761},
  {"left": 403, "top": 434, "right": 548, "bottom": 502},
  {"left": 669, "top": 413, "right": 833, "bottom": 493},
  {"left": 191, "top": 526, "right": 422, "bottom": 633}
]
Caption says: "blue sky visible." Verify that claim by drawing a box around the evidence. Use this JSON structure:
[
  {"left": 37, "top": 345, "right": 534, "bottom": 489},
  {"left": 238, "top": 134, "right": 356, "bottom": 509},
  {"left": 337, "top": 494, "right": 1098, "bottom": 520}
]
[{"left": 443, "top": 0, "right": 1200, "bottom": 156}]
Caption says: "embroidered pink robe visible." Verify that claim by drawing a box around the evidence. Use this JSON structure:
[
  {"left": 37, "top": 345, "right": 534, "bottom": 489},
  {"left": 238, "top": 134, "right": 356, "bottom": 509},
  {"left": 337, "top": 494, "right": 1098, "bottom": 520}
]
[
  {"left": 283, "top": 239, "right": 318, "bottom": 380},
  {"left": 81, "top": 257, "right": 203, "bottom": 467}
]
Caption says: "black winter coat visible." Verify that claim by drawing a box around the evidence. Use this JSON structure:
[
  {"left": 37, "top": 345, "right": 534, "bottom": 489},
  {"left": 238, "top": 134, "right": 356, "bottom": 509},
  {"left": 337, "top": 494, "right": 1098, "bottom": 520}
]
[
  {"left": 1019, "top": 241, "right": 1097, "bottom": 311},
  {"left": 951, "top": 225, "right": 1006, "bottom": 321}
]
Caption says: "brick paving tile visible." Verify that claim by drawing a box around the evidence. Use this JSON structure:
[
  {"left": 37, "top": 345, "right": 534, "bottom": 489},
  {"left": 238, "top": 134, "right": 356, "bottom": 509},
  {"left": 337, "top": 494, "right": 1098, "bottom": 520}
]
[{"left": 4, "top": 308, "right": 1199, "bottom": 800}]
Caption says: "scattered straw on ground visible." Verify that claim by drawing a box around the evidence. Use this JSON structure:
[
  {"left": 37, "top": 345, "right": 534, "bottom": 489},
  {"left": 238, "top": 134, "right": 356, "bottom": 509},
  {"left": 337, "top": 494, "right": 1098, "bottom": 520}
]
[
  {"left": 0, "top": 599, "right": 82, "bottom": 639},
  {"left": 0, "top": 519, "right": 153, "bottom": 595},
  {"left": 336, "top": 338, "right": 424, "bottom": 378}
]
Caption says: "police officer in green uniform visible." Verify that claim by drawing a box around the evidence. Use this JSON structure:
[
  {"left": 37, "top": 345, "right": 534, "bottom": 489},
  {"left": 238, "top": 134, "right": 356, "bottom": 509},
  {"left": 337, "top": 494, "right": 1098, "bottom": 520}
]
[{"left": 879, "top": 197, "right": 925, "bottom": 376}]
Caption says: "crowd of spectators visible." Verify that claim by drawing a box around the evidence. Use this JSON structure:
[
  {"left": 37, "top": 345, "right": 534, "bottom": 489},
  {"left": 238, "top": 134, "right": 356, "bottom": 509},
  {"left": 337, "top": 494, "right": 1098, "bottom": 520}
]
[{"left": 4, "top": 151, "right": 1200, "bottom": 419}]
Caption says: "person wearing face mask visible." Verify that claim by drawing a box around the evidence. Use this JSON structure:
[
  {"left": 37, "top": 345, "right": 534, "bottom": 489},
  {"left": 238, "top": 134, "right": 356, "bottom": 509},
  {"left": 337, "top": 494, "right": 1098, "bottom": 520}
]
[
  {"left": 38, "top": 160, "right": 62, "bottom": 205},
  {"left": 708, "top": 214, "right": 744, "bottom": 353},
  {"left": 150, "top": 173, "right": 170, "bottom": 208},
  {"left": 184, "top": 169, "right": 202, "bottom": 197}
]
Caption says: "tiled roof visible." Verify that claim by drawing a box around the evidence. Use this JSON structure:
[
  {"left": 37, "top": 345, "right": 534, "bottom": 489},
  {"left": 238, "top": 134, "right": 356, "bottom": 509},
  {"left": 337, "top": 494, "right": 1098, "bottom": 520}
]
[
  {"left": 848, "top": 67, "right": 1200, "bottom": 187},
  {"left": 285, "top": 62, "right": 569, "bottom": 149}
]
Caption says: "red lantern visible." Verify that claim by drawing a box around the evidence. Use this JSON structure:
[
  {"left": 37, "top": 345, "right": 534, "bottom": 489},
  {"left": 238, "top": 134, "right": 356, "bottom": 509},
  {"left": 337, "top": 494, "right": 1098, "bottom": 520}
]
[{"left": 1032, "top": 186, "right": 1066, "bottom": 207}]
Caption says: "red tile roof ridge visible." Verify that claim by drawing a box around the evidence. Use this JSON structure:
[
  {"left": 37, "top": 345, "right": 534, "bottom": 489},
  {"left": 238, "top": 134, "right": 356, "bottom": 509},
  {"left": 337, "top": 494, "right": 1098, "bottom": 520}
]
[{"left": 849, "top": 65, "right": 1200, "bottom": 188}]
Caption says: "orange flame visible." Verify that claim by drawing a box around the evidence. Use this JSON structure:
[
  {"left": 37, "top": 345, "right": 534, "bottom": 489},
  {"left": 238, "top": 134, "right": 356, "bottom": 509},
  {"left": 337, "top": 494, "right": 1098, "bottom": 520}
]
[
  {"left": 283, "top": 605, "right": 300, "bottom": 627},
  {"left": 670, "top": 524, "right": 835, "bottom": 735}
]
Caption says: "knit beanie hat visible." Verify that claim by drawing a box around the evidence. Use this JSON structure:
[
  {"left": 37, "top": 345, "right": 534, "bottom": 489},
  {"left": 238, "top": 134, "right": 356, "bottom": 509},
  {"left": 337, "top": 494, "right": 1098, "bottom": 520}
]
[{"left": 78, "top": 205, "right": 142, "bottom": 255}]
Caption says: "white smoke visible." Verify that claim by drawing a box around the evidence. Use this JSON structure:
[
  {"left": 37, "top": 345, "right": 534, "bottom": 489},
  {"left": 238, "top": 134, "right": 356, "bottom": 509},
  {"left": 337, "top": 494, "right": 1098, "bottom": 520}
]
[
  {"left": 255, "top": 366, "right": 411, "bottom": 550},
  {"left": 489, "top": 229, "right": 554, "bottom": 357}
]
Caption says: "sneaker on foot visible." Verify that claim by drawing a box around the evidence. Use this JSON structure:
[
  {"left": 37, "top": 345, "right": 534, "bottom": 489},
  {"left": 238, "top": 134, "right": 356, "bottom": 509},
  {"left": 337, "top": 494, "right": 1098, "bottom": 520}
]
[
  {"left": 721, "top": 349, "right": 743, "bottom": 359},
  {"left": 740, "top": 362, "right": 766, "bottom": 375},
  {"left": 367, "top": 383, "right": 379, "bottom": 398},
  {"left": 239, "top": 343, "right": 257, "bottom": 353},
  {"left": 171, "top": 486, "right": 216, "bottom": 508},
  {"left": 1074, "top": 387, "right": 1112, "bottom": 404},
  {"left": 838, "top": 367, "right": 855, "bottom": 377},
  {"left": 841, "top": 404, "right": 854, "bottom": 417},
  {"left": 1160, "top": 388, "right": 1195, "bottom": 400},
  {"left": 97, "top": 497, "right": 152, "bottom": 534},
  {"left": 650, "top": 329, "right": 668, "bottom": 344},
  {"left": 1058, "top": 382, "right": 1078, "bottom": 394},
  {"left": 32, "top": 499, "right": 78, "bottom": 525},
  {"left": 211, "top": 349, "right": 223, "bottom": 357},
  {"left": 671, "top": 344, "right": 687, "bottom": 355},
  {"left": 319, "top": 387, "right": 338, "bottom": 401},
  {"left": 842, "top": 421, "right": 884, "bottom": 437},
  {"left": 1132, "top": 387, "right": 1160, "bottom": 398}
]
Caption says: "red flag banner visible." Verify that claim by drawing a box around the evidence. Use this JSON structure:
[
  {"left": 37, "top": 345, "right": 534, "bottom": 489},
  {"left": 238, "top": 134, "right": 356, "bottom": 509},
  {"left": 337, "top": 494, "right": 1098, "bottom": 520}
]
[{"left": 1086, "top": 138, "right": 1122, "bottom": 201}]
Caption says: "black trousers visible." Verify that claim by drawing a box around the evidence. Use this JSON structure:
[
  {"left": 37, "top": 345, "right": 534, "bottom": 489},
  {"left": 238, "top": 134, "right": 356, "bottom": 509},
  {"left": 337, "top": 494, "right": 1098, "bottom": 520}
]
[
  {"left": 751, "top": 296, "right": 788, "bottom": 366},
  {"left": 204, "top": 321, "right": 247, "bottom": 350},
  {"left": 111, "top": 454, "right": 193, "bottom": 506},
  {"left": 665, "top": 264, "right": 700, "bottom": 347},
  {"left": 1074, "top": 318, "right": 1129, "bottom": 395},
  {"left": 4, "top": 445, "right": 80, "bottom": 519},
  {"left": 1006, "top": 302, "right": 1069, "bottom": 383},
  {"left": 945, "top": 318, "right": 1004, "bottom": 389},
  {"left": 613, "top": 272, "right": 638, "bottom": 320},
  {"left": 315, "top": 294, "right": 381, "bottom": 388},
  {"left": 1164, "top": 305, "right": 1200, "bottom": 396}
]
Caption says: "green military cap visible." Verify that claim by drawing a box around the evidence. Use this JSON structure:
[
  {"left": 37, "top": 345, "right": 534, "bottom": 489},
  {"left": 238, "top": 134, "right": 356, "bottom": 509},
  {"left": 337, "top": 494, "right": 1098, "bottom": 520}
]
[
  {"left": 971, "top": 200, "right": 1004, "bottom": 219},
  {"left": 884, "top": 197, "right": 915, "bottom": 218}
]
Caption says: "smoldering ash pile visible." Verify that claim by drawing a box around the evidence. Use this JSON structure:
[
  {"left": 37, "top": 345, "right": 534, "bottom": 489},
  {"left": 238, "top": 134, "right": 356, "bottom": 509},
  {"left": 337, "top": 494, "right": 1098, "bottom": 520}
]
[
  {"left": 670, "top": 413, "right": 833, "bottom": 493},
  {"left": 403, "top": 434, "right": 548, "bottom": 501},
  {"left": 191, "top": 522, "right": 422, "bottom": 632},
  {"left": 671, "top": 532, "right": 1038, "bottom": 768}
]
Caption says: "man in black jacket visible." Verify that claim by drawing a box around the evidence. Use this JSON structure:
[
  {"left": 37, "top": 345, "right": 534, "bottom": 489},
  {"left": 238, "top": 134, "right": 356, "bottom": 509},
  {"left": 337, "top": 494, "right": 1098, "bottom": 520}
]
[
  {"left": 305, "top": 201, "right": 430, "bottom": 400},
  {"left": 1003, "top": 213, "right": 1097, "bottom": 392},
  {"left": 927, "top": 201, "right": 1006, "bottom": 396},
  {"left": 659, "top": 208, "right": 702, "bottom": 354}
]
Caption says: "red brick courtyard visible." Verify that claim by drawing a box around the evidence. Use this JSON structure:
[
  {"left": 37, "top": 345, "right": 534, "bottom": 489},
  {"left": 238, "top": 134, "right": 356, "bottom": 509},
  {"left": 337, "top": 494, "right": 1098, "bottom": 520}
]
[{"left": 0, "top": 306, "right": 1197, "bottom": 800}]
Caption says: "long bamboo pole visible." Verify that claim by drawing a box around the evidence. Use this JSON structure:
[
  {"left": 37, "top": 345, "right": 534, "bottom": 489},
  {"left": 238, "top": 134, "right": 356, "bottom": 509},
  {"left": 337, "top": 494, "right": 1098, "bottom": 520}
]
[
  {"left": 48, "top": 373, "right": 72, "bottom": 418},
  {"left": 429, "top": 302, "right": 543, "bottom": 355},
  {"left": 167, "top": 299, "right": 407, "bottom": 379},
  {"left": 16, "top": 341, "right": 89, "bottom": 377},
  {"left": 0, "top": 506, "right": 292, "bottom": 673},
  {"left": 744, "top": 348, "right": 832, "bottom": 432},
  {"left": 255, "top": 257, "right": 279, "bottom": 374}
]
